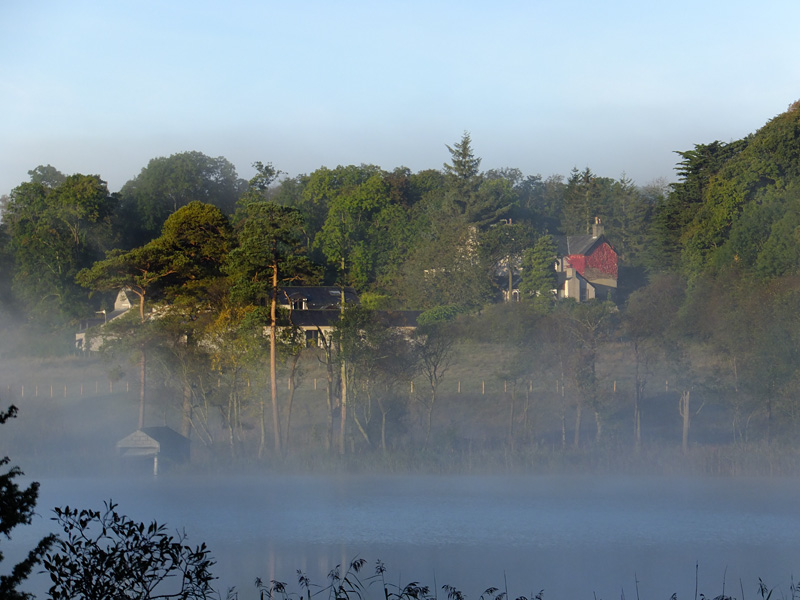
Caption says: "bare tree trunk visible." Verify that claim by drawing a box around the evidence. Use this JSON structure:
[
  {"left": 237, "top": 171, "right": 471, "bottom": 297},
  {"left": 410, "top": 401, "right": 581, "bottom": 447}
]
[
  {"left": 352, "top": 406, "right": 371, "bottom": 447},
  {"left": 573, "top": 402, "right": 582, "bottom": 448},
  {"left": 269, "top": 265, "right": 281, "bottom": 456},
  {"left": 424, "top": 401, "right": 434, "bottom": 450},
  {"left": 633, "top": 341, "right": 642, "bottom": 451},
  {"left": 339, "top": 361, "right": 347, "bottom": 454},
  {"left": 138, "top": 348, "right": 146, "bottom": 429},
  {"left": 181, "top": 380, "right": 192, "bottom": 437},
  {"left": 322, "top": 334, "right": 336, "bottom": 453},
  {"left": 227, "top": 395, "right": 236, "bottom": 458},
  {"left": 422, "top": 383, "right": 438, "bottom": 451},
  {"left": 381, "top": 410, "right": 387, "bottom": 452},
  {"left": 522, "top": 388, "right": 533, "bottom": 445},
  {"left": 766, "top": 397, "right": 772, "bottom": 446},
  {"left": 507, "top": 389, "right": 516, "bottom": 452},
  {"left": 283, "top": 352, "right": 301, "bottom": 456},
  {"left": 679, "top": 390, "right": 690, "bottom": 453},
  {"left": 338, "top": 275, "right": 347, "bottom": 455},
  {"left": 594, "top": 410, "right": 603, "bottom": 442},
  {"left": 259, "top": 394, "right": 267, "bottom": 459},
  {"left": 313, "top": 328, "right": 338, "bottom": 452},
  {"left": 229, "top": 369, "right": 243, "bottom": 450},
  {"left": 377, "top": 395, "right": 388, "bottom": 454},
  {"left": 507, "top": 260, "right": 513, "bottom": 302}
]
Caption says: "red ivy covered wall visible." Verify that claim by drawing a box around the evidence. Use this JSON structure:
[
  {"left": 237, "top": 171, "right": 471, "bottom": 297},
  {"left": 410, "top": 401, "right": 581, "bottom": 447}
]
[{"left": 567, "top": 242, "right": 617, "bottom": 279}]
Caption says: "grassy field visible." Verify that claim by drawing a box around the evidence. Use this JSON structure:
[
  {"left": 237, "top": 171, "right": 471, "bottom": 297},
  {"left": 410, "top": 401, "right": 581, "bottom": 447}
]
[{"left": 1, "top": 345, "right": 798, "bottom": 478}]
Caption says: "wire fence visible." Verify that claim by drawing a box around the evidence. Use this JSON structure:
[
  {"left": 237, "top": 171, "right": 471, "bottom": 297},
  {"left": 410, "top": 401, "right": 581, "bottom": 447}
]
[
  {"left": 3, "top": 380, "right": 133, "bottom": 400},
  {"left": 3, "top": 375, "right": 651, "bottom": 402}
]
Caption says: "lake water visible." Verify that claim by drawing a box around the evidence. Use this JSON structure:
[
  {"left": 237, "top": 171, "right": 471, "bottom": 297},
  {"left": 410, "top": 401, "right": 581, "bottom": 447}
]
[{"left": 13, "top": 474, "right": 800, "bottom": 600}]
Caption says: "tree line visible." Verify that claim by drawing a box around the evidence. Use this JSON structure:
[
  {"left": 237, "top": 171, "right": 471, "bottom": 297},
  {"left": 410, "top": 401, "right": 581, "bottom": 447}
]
[
  {"left": 2, "top": 102, "right": 800, "bottom": 460},
  {"left": 0, "top": 137, "right": 662, "bottom": 328}
]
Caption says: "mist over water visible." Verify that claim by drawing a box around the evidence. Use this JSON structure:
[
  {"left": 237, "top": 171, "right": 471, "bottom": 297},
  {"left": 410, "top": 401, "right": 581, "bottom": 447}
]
[{"left": 15, "top": 474, "right": 800, "bottom": 600}]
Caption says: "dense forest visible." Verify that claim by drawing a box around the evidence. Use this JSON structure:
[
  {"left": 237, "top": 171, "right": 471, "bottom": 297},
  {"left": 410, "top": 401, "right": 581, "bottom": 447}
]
[{"left": 3, "top": 102, "right": 800, "bottom": 473}]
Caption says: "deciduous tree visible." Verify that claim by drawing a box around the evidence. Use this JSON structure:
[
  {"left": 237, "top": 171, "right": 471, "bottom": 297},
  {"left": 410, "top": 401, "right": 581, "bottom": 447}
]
[
  {"left": 413, "top": 322, "right": 455, "bottom": 449},
  {"left": 226, "top": 200, "right": 316, "bottom": 457},
  {"left": 119, "top": 151, "right": 245, "bottom": 245},
  {"left": 334, "top": 306, "right": 415, "bottom": 452},
  {"left": 3, "top": 173, "right": 115, "bottom": 323}
]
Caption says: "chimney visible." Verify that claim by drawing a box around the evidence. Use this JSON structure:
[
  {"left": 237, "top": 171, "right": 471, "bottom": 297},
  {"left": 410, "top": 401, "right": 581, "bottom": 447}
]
[{"left": 592, "top": 216, "right": 604, "bottom": 238}]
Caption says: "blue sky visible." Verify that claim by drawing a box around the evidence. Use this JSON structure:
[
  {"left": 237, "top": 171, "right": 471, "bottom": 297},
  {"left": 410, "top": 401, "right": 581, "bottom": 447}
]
[{"left": 1, "top": 0, "right": 798, "bottom": 195}]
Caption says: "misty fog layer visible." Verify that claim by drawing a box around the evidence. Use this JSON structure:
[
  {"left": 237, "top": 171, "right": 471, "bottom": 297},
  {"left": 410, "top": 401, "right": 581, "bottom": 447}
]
[{"left": 14, "top": 475, "right": 800, "bottom": 600}]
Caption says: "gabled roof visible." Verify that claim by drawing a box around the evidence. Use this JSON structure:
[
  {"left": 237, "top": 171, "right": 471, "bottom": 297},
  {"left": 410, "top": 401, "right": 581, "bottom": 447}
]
[
  {"left": 116, "top": 427, "right": 190, "bottom": 460},
  {"left": 554, "top": 234, "right": 612, "bottom": 257},
  {"left": 106, "top": 289, "right": 135, "bottom": 321}
]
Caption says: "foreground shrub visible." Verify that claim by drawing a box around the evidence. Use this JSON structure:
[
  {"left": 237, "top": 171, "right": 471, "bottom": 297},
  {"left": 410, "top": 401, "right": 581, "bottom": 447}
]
[
  {"left": 0, "top": 405, "right": 55, "bottom": 600},
  {"left": 44, "top": 500, "right": 218, "bottom": 600}
]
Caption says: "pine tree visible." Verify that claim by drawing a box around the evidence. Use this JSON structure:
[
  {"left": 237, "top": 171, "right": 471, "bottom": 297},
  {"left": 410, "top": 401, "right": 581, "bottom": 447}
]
[{"left": 443, "top": 132, "right": 482, "bottom": 214}]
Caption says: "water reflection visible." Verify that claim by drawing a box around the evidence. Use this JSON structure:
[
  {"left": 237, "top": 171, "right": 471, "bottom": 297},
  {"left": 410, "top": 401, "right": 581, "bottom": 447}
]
[{"left": 18, "top": 475, "right": 800, "bottom": 600}]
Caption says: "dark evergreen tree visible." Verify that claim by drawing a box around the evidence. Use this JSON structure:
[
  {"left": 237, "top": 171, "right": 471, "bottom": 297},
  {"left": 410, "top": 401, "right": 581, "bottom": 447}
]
[
  {"left": 561, "top": 168, "right": 612, "bottom": 235},
  {"left": 519, "top": 234, "right": 557, "bottom": 299},
  {"left": 605, "top": 174, "right": 656, "bottom": 267},
  {"left": 0, "top": 405, "right": 56, "bottom": 600},
  {"left": 648, "top": 139, "right": 747, "bottom": 274},
  {"left": 443, "top": 131, "right": 483, "bottom": 215}
]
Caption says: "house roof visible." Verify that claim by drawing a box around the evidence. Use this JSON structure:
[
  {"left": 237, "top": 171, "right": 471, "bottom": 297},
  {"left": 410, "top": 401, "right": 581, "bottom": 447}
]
[
  {"left": 290, "top": 310, "right": 342, "bottom": 328},
  {"left": 105, "top": 289, "right": 136, "bottom": 321},
  {"left": 554, "top": 234, "right": 612, "bottom": 257},
  {"left": 116, "top": 427, "right": 190, "bottom": 459},
  {"left": 279, "top": 286, "right": 360, "bottom": 310},
  {"left": 288, "top": 309, "right": 421, "bottom": 330}
]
